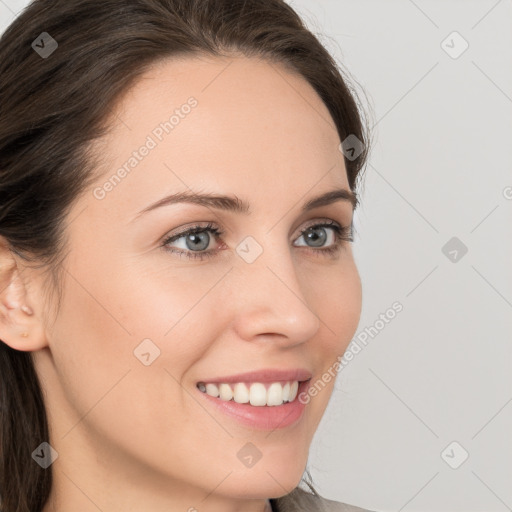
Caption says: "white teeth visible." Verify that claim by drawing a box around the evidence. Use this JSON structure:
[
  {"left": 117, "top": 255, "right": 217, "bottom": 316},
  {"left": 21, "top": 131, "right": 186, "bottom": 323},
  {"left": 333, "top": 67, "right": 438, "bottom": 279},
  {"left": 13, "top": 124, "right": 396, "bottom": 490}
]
[
  {"left": 267, "top": 382, "right": 284, "bottom": 406},
  {"left": 198, "top": 380, "right": 301, "bottom": 406},
  {"left": 233, "top": 382, "right": 250, "bottom": 404},
  {"left": 289, "top": 381, "right": 299, "bottom": 402},
  {"left": 205, "top": 383, "right": 219, "bottom": 397},
  {"left": 218, "top": 383, "right": 233, "bottom": 401},
  {"left": 282, "top": 381, "right": 291, "bottom": 402},
  {"left": 249, "top": 383, "right": 267, "bottom": 406}
]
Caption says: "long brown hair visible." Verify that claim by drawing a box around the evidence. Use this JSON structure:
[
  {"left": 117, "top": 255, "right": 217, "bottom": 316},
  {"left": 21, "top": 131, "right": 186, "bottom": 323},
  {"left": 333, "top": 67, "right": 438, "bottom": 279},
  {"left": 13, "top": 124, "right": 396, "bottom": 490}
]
[{"left": 0, "top": 1, "right": 371, "bottom": 510}]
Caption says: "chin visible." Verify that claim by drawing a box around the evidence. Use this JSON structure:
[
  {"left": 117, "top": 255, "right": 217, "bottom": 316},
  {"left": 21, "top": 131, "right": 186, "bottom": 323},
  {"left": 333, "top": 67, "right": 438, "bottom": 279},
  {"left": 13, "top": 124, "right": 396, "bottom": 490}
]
[
  {"left": 221, "top": 473, "right": 303, "bottom": 501},
  {"left": 221, "top": 457, "right": 306, "bottom": 499}
]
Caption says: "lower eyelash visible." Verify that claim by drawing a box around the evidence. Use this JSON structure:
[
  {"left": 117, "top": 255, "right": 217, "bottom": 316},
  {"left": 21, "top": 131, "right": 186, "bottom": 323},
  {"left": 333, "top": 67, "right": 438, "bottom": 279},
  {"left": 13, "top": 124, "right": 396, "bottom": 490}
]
[
  {"left": 306, "top": 223, "right": 353, "bottom": 257},
  {"left": 162, "top": 222, "right": 222, "bottom": 261},
  {"left": 161, "top": 221, "right": 353, "bottom": 260}
]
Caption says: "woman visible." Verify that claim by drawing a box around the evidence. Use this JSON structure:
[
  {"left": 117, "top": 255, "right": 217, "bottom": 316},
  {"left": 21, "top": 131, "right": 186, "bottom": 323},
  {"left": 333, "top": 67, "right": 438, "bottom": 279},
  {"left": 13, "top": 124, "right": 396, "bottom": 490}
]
[{"left": 0, "top": 0, "right": 374, "bottom": 510}]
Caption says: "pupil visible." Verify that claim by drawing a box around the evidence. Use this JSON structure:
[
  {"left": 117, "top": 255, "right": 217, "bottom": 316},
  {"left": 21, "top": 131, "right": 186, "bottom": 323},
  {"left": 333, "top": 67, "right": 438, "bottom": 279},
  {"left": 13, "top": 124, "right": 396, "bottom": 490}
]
[
  {"left": 187, "top": 232, "right": 209, "bottom": 251},
  {"left": 306, "top": 227, "right": 326, "bottom": 247}
]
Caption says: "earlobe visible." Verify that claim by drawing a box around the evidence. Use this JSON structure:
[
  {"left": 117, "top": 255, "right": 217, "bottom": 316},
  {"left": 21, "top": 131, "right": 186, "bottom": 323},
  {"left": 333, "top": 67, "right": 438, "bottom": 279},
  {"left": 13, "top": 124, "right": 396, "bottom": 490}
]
[
  {"left": 0, "top": 297, "right": 48, "bottom": 353},
  {"left": 0, "top": 244, "right": 48, "bottom": 352}
]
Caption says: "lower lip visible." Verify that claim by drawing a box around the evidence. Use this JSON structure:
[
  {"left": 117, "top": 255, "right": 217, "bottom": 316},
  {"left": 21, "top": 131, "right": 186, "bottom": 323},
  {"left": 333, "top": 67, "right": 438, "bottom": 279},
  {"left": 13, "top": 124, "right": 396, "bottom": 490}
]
[{"left": 196, "top": 380, "right": 311, "bottom": 430}]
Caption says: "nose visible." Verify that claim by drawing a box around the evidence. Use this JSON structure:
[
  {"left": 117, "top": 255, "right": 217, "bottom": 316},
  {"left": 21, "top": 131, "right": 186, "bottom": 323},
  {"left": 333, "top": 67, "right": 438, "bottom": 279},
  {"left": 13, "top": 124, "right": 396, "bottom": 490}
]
[{"left": 228, "top": 238, "right": 321, "bottom": 347}]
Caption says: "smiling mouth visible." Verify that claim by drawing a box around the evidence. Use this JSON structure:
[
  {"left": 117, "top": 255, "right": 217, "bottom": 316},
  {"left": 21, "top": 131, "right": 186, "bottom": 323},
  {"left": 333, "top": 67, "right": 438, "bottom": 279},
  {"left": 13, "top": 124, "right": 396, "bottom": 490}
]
[{"left": 196, "top": 379, "right": 308, "bottom": 407}]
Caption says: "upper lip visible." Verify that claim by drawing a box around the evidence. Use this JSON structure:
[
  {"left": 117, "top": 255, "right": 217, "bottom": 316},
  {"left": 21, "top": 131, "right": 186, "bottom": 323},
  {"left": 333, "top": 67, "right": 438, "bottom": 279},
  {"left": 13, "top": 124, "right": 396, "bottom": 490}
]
[{"left": 198, "top": 368, "right": 312, "bottom": 384}]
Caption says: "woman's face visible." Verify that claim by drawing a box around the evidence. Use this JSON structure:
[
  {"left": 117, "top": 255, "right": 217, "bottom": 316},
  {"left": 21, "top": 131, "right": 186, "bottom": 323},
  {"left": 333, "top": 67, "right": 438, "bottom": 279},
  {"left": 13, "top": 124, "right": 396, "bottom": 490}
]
[{"left": 33, "top": 55, "right": 362, "bottom": 510}]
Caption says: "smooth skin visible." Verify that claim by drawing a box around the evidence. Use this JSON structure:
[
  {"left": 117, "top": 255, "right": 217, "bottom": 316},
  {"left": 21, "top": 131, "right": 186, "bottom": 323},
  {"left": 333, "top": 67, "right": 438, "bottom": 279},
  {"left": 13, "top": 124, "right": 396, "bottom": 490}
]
[{"left": 0, "top": 54, "right": 362, "bottom": 512}]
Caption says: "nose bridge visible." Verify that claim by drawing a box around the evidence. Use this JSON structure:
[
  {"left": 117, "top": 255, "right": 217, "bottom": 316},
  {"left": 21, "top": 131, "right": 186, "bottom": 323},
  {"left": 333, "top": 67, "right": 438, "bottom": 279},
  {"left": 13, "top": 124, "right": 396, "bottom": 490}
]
[{"left": 229, "top": 231, "right": 321, "bottom": 344}]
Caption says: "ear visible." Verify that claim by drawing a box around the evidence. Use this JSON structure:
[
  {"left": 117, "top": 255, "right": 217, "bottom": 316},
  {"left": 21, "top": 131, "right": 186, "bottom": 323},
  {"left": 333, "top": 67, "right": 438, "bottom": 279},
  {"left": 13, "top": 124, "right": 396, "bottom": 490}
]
[{"left": 0, "top": 238, "right": 48, "bottom": 352}]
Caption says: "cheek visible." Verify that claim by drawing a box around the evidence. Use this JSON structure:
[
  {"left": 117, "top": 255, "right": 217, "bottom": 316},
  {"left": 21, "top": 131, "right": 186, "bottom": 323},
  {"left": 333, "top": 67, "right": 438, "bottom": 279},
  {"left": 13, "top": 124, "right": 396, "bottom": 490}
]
[
  {"left": 50, "top": 259, "right": 229, "bottom": 446},
  {"left": 111, "top": 264, "right": 233, "bottom": 374},
  {"left": 332, "top": 266, "right": 362, "bottom": 350},
  {"left": 47, "top": 262, "right": 213, "bottom": 459},
  {"left": 304, "top": 256, "right": 362, "bottom": 353},
  {"left": 47, "top": 255, "right": 200, "bottom": 406},
  {"left": 296, "top": 257, "right": 361, "bottom": 415}
]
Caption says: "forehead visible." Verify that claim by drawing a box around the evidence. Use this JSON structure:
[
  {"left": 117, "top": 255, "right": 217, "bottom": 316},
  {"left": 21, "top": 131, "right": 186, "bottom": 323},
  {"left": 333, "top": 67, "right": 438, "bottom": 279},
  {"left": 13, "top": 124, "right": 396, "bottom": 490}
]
[{"left": 87, "top": 54, "right": 348, "bottom": 215}]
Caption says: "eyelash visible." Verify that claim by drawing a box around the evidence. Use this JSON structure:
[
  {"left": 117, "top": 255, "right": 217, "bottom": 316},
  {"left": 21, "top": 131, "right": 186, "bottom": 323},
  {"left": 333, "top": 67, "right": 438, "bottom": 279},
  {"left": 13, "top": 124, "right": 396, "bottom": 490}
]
[{"left": 161, "top": 220, "right": 353, "bottom": 261}]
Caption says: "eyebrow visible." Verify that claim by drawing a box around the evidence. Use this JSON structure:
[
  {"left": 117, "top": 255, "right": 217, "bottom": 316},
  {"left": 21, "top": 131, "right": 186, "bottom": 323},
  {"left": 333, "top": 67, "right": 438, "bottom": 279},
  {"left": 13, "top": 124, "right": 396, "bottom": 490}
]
[{"left": 133, "top": 187, "right": 358, "bottom": 221}]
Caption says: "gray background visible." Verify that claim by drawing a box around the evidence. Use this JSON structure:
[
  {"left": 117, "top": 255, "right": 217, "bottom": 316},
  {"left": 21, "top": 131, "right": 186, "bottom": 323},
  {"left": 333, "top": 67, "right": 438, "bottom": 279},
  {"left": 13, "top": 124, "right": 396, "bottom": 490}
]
[{"left": 1, "top": 1, "right": 511, "bottom": 511}]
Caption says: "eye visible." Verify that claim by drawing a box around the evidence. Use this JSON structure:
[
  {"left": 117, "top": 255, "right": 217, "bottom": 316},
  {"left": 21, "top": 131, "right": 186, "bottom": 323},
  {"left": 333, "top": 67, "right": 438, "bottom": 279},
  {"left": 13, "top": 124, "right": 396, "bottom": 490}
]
[
  {"left": 293, "top": 220, "right": 353, "bottom": 256},
  {"left": 161, "top": 222, "right": 223, "bottom": 260},
  {"left": 160, "top": 219, "right": 353, "bottom": 261}
]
